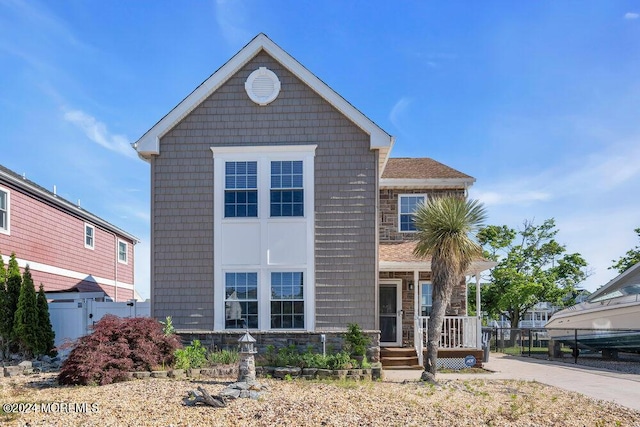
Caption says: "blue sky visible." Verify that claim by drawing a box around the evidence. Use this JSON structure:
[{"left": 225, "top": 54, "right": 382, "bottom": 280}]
[{"left": 1, "top": 1, "right": 639, "bottom": 300}]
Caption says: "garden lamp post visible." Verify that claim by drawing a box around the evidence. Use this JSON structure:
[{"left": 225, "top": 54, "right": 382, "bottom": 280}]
[{"left": 238, "top": 331, "right": 257, "bottom": 382}]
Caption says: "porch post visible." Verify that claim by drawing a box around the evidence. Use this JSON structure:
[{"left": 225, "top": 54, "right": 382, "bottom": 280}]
[
  {"left": 476, "top": 273, "right": 482, "bottom": 348},
  {"left": 414, "top": 269, "right": 421, "bottom": 365},
  {"left": 413, "top": 270, "right": 420, "bottom": 318}
]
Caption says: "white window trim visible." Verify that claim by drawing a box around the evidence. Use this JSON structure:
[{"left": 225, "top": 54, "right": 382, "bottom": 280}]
[
  {"left": 0, "top": 186, "right": 10, "bottom": 236},
  {"left": 398, "top": 193, "right": 428, "bottom": 233},
  {"left": 224, "top": 270, "right": 259, "bottom": 330},
  {"left": 211, "top": 145, "right": 316, "bottom": 331},
  {"left": 420, "top": 281, "right": 433, "bottom": 317},
  {"left": 117, "top": 240, "right": 128, "bottom": 264},
  {"left": 269, "top": 270, "right": 306, "bottom": 330},
  {"left": 84, "top": 223, "right": 95, "bottom": 250}
]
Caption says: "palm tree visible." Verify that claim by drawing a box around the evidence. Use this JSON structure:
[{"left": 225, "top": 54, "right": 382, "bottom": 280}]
[{"left": 413, "top": 196, "right": 487, "bottom": 379}]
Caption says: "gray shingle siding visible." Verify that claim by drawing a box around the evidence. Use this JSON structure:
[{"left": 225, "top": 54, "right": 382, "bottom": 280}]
[{"left": 151, "top": 51, "right": 377, "bottom": 331}]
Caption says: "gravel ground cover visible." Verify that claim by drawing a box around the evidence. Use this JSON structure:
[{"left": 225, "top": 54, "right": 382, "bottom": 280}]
[{"left": 2, "top": 373, "right": 640, "bottom": 426}]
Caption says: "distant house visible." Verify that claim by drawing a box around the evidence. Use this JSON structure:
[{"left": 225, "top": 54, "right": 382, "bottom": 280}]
[
  {"left": 133, "top": 33, "right": 493, "bottom": 362},
  {"left": 0, "top": 164, "right": 139, "bottom": 301}
]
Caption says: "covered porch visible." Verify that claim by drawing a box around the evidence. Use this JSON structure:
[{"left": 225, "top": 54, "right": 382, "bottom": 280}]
[{"left": 379, "top": 241, "right": 496, "bottom": 368}]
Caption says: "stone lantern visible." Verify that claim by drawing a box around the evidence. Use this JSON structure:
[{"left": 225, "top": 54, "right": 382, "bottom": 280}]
[{"left": 237, "top": 331, "right": 257, "bottom": 383}]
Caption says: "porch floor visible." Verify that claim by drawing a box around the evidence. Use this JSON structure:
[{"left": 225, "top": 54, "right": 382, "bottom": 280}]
[{"left": 381, "top": 347, "right": 485, "bottom": 370}]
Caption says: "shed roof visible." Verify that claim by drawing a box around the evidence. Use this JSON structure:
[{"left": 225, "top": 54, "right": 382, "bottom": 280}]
[
  {"left": 379, "top": 241, "right": 496, "bottom": 275},
  {"left": 382, "top": 158, "right": 473, "bottom": 180}
]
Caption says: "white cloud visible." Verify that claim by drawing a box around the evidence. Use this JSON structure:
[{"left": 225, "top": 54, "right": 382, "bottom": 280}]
[
  {"left": 470, "top": 131, "right": 640, "bottom": 293},
  {"left": 215, "top": 0, "right": 252, "bottom": 48},
  {"left": 63, "top": 109, "right": 137, "bottom": 159},
  {"left": 624, "top": 12, "right": 639, "bottom": 20},
  {"left": 471, "top": 189, "right": 551, "bottom": 207},
  {"left": 389, "top": 97, "right": 412, "bottom": 130}
]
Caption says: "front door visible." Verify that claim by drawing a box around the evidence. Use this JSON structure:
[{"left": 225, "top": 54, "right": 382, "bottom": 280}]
[{"left": 379, "top": 282, "right": 402, "bottom": 346}]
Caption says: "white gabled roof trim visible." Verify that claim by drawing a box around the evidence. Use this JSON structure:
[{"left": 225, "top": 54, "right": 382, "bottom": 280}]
[
  {"left": 379, "top": 177, "right": 476, "bottom": 189},
  {"left": 133, "top": 33, "right": 393, "bottom": 171},
  {"left": 379, "top": 260, "right": 496, "bottom": 275}
]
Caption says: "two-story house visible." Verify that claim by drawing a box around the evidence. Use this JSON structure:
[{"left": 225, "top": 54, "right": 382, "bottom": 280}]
[
  {"left": 0, "top": 164, "right": 138, "bottom": 301},
  {"left": 133, "top": 33, "right": 492, "bottom": 363}
]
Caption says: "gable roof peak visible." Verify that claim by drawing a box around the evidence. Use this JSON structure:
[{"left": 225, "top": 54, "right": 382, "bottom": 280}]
[{"left": 133, "top": 33, "right": 393, "bottom": 173}]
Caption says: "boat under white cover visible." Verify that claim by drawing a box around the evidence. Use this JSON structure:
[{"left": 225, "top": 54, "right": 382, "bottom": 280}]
[{"left": 545, "top": 263, "right": 640, "bottom": 352}]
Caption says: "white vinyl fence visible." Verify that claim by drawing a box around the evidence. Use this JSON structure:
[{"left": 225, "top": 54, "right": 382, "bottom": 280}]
[{"left": 48, "top": 298, "right": 150, "bottom": 351}]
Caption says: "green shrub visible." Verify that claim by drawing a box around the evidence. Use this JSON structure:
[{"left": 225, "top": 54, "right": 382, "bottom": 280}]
[
  {"left": 174, "top": 340, "right": 207, "bottom": 370},
  {"left": 328, "top": 351, "right": 353, "bottom": 370},
  {"left": 262, "top": 345, "right": 355, "bottom": 370},
  {"left": 160, "top": 316, "right": 175, "bottom": 336},
  {"left": 344, "top": 323, "right": 370, "bottom": 356},
  {"left": 207, "top": 348, "right": 239, "bottom": 365}
]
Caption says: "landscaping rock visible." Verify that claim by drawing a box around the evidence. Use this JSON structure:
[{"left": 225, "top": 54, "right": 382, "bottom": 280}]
[
  {"left": 218, "top": 388, "right": 241, "bottom": 399},
  {"left": 151, "top": 371, "right": 168, "bottom": 378},
  {"left": 316, "top": 369, "right": 332, "bottom": 379},
  {"left": 3, "top": 366, "right": 23, "bottom": 377},
  {"left": 302, "top": 368, "right": 318, "bottom": 377},
  {"left": 169, "top": 369, "right": 185, "bottom": 379},
  {"left": 274, "top": 367, "right": 301, "bottom": 379},
  {"left": 186, "top": 369, "right": 201, "bottom": 378},
  {"left": 332, "top": 370, "right": 347, "bottom": 380}
]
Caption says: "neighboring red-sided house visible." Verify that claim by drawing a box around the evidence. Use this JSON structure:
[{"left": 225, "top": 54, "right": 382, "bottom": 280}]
[{"left": 0, "top": 164, "right": 139, "bottom": 301}]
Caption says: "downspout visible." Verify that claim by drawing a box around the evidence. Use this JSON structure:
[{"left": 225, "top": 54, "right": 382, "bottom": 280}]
[
  {"left": 114, "top": 233, "right": 118, "bottom": 302},
  {"left": 103, "top": 229, "right": 119, "bottom": 301}
]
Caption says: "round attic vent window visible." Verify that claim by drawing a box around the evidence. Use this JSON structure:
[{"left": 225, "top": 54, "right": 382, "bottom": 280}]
[{"left": 245, "top": 67, "right": 281, "bottom": 106}]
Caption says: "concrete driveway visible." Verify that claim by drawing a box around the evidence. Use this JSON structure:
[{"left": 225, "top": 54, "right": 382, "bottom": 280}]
[{"left": 383, "top": 352, "right": 640, "bottom": 411}]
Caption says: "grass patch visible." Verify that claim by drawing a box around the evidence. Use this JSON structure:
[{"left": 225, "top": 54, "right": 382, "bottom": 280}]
[{"left": 438, "top": 367, "right": 490, "bottom": 374}]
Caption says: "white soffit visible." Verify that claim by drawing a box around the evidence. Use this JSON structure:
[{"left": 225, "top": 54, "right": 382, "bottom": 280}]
[
  {"left": 379, "top": 177, "right": 476, "bottom": 189},
  {"left": 133, "top": 33, "right": 393, "bottom": 170}
]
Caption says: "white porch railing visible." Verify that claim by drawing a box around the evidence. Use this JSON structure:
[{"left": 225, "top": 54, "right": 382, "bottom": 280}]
[{"left": 415, "top": 316, "right": 479, "bottom": 366}]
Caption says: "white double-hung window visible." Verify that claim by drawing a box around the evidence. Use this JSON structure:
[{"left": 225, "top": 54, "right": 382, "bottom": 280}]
[
  {"left": 399, "top": 194, "right": 426, "bottom": 232},
  {"left": 270, "top": 161, "right": 304, "bottom": 217},
  {"left": 0, "top": 187, "right": 8, "bottom": 235},
  {"left": 224, "top": 161, "right": 258, "bottom": 218},
  {"left": 85, "top": 223, "right": 95, "bottom": 249},
  {"left": 421, "top": 282, "right": 433, "bottom": 317}
]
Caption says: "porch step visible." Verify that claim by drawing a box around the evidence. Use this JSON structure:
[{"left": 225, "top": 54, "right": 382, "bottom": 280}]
[{"left": 380, "top": 347, "right": 421, "bottom": 370}]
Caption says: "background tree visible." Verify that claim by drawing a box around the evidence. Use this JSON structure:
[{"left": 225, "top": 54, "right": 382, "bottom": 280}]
[
  {"left": 36, "top": 284, "right": 56, "bottom": 356},
  {"left": 413, "top": 196, "right": 486, "bottom": 379},
  {"left": 0, "top": 253, "right": 7, "bottom": 358},
  {"left": 478, "top": 219, "right": 588, "bottom": 334},
  {"left": 13, "top": 265, "right": 39, "bottom": 358},
  {"left": 5, "top": 253, "right": 22, "bottom": 353},
  {"left": 610, "top": 227, "right": 640, "bottom": 274}
]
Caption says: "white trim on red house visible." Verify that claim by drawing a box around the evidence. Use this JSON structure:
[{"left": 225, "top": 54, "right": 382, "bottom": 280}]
[
  {"left": 0, "top": 254, "right": 135, "bottom": 291},
  {"left": 132, "top": 33, "right": 394, "bottom": 175},
  {"left": 84, "top": 223, "right": 95, "bottom": 250}
]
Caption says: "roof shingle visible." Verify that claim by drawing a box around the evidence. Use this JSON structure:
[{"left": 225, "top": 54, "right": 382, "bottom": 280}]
[{"left": 382, "top": 158, "right": 473, "bottom": 180}]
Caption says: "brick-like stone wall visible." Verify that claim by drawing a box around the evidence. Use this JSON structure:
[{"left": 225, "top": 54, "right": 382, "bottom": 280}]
[
  {"left": 177, "top": 330, "right": 381, "bottom": 363},
  {"left": 379, "top": 188, "right": 466, "bottom": 242}
]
